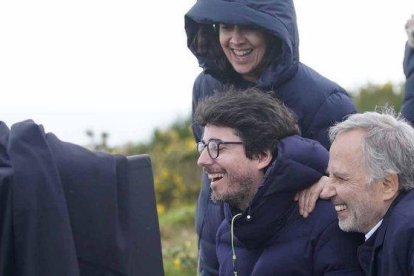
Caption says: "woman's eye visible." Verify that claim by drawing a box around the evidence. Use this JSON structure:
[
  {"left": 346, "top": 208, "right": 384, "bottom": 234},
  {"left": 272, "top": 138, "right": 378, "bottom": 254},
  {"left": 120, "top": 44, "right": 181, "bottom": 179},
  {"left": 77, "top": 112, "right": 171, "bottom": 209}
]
[
  {"left": 220, "top": 24, "right": 234, "bottom": 31},
  {"left": 243, "top": 25, "right": 260, "bottom": 32}
]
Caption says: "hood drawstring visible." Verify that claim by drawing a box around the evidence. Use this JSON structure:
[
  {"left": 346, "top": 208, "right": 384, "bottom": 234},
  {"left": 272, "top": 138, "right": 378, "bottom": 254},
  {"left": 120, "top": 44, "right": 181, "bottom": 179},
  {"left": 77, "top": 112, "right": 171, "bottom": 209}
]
[
  {"left": 231, "top": 213, "right": 242, "bottom": 276},
  {"left": 246, "top": 206, "right": 252, "bottom": 221}
]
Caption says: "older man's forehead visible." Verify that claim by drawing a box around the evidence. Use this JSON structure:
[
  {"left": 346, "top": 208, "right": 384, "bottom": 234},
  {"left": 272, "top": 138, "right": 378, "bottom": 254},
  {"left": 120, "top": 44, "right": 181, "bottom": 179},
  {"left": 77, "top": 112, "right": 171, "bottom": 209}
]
[
  {"left": 328, "top": 131, "right": 365, "bottom": 174},
  {"left": 331, "top": 130, "right": 365, "bottom": 154}
]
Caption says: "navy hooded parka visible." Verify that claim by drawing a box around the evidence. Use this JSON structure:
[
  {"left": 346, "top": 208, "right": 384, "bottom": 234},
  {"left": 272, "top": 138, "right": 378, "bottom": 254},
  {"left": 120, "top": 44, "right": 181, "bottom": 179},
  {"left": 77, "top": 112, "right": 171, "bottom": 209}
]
[
  {"left": 215, "top": 135, "right": 363, "bottom": 275},
  {"left": 185, "top": 0, "right": 357, "bottom": 274},
  {"left": 402, "top": 43, "right": 414, "bottom": 124}
]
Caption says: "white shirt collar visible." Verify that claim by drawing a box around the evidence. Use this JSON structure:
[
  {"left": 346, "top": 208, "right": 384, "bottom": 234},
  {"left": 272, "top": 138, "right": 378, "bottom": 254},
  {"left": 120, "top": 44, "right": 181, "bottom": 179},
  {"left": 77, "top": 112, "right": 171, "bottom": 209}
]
[{"left": 365, "top": 220, "right": 383, "bottom": 241}]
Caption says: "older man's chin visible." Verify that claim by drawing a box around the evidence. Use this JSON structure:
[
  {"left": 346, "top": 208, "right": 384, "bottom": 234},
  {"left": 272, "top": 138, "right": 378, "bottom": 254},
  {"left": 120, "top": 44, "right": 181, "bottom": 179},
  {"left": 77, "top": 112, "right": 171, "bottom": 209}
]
[
  {"left": 337, "top": 216, "right": 360, "bottom": 232},
  {"left": 338, "top": 218, "right": 366, "bottom": 233}
]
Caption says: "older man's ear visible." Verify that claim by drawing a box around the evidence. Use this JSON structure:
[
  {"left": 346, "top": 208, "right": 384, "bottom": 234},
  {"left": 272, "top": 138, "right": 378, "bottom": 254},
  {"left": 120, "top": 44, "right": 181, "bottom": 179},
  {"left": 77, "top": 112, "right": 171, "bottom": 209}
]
[{"left": 381, "top": 174, "right": 400, "bottom": 201}]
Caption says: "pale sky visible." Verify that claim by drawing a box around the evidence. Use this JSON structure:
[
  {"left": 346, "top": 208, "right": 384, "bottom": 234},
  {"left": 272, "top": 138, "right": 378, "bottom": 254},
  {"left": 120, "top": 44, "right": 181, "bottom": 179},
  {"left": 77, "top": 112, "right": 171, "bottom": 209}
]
[{"left": 1, "top": 0, "right": 413, "bottom": 146}]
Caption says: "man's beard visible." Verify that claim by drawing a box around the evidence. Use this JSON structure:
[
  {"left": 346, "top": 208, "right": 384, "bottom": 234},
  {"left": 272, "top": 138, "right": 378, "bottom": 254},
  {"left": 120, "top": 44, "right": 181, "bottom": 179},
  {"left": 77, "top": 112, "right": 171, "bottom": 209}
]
[{"left": 210, "top": 172, "right": 257, "bottom": 210}]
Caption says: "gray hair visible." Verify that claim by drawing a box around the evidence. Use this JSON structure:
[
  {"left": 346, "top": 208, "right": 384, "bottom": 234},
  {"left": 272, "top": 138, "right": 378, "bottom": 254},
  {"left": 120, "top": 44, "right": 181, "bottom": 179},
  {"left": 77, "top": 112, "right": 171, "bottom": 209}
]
[{"left": 329, "top": 109, "right": 414, "bottom": 191}]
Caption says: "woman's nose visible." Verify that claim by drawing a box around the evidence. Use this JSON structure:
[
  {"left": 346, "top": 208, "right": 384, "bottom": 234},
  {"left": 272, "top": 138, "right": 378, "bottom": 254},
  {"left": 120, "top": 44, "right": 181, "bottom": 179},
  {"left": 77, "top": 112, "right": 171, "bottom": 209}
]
[{"left": 229, "top": 26, "right": 245, "bottom": 44}]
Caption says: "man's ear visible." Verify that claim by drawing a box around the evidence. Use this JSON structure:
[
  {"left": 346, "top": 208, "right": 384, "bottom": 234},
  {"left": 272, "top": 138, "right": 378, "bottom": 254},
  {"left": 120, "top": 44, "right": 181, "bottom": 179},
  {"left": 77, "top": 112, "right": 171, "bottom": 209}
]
[
  {"left": 381, "top": 174, "right": 400, "bottom": 201},
  {"left": 255, "top": 150, "right": 273, "bottom": 170}
]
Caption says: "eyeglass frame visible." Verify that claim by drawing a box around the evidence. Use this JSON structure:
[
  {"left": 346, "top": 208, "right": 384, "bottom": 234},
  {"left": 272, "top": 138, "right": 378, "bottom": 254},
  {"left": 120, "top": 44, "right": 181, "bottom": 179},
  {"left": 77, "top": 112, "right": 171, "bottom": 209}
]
[{"left": 197, "top": 139, "right": 243, "bottom": 159}]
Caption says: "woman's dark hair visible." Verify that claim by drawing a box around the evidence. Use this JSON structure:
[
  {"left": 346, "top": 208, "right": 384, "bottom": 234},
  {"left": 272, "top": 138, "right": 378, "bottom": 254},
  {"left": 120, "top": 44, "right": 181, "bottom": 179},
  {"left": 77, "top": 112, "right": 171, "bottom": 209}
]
[
  {"left": 194, "top": 87, "right": 300, "bottom": 158},
  {"left": 192, "top": 24, "right": 282, "bottom": 81}
]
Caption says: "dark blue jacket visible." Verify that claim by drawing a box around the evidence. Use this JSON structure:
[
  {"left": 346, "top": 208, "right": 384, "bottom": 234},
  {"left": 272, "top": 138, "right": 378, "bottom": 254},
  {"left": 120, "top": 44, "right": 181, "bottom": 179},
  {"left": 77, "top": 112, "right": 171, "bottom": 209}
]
[
  {"left": 185, "top": 0, "right": 356, "bottom": 274},
  {"left": 357, "top": 190, "right": 414, "bottom": 276},
  {"left": 401, "top": 44, "right": 414, "bottom": 124},
  {"left": 0, "top": 120, "right": 158, "bottom": 276},
  {"left": 216, "top": 136, "right": 363, "bottom": 276}
]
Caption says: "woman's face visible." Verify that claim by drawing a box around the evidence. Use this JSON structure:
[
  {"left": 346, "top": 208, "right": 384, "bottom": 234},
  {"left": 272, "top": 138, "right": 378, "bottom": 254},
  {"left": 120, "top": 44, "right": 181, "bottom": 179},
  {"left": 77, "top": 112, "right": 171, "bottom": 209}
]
[{"left": 219, "top": 24, "right": 267, "bottom": 82}]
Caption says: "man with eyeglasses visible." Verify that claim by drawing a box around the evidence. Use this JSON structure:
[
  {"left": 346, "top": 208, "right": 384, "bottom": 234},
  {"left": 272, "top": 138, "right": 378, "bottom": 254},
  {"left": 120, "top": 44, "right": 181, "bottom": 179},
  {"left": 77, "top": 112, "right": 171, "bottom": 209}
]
[{"left": 194, "top": 87, "right": 363, "bottom": 275}]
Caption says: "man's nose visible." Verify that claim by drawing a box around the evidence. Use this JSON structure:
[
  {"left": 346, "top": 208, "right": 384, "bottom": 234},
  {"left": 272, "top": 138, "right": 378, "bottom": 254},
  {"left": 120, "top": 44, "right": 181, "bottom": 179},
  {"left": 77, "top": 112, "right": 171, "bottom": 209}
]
[{"left": 197, "top": 147, "right": 213, "bottom": 167}]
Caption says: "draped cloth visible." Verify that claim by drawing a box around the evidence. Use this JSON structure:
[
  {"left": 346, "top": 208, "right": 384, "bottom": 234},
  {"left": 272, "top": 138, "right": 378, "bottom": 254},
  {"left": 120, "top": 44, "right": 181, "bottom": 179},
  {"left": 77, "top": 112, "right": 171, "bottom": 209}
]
[{"left": 0, "top": 120, "right": 163, "bottom": 276}]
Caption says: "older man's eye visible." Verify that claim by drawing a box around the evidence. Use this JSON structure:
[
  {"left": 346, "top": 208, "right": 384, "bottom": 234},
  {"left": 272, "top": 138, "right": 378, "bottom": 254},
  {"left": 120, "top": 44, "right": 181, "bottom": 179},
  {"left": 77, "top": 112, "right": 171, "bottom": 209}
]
[
  {"left": 337, "top": 176, "right": 348, "bottom": 182},
  {"left": 330, "top": 174, "right": 346, "bottom": 183}
]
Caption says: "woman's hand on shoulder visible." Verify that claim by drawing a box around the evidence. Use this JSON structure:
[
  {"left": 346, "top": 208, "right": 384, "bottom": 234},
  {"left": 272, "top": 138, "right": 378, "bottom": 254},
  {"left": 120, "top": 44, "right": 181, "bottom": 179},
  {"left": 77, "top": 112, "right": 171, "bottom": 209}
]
[{"left": 294, "top": 176, "right": 329, "bottom": 218}]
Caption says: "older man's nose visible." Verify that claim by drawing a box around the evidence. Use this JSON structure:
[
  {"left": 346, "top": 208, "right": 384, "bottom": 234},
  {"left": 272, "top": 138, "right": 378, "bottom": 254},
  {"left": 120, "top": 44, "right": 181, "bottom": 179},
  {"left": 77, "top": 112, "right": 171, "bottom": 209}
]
[{"left": 320, "top": 178, "right": 337, "bottom": 199}]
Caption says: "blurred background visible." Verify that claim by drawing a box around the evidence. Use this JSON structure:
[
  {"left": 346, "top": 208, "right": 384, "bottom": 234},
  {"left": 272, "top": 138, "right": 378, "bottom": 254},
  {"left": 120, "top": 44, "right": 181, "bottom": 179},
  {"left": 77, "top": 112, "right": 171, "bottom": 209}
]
[{"left": 1, "top": 0, "right": 414, "bottom": 275}]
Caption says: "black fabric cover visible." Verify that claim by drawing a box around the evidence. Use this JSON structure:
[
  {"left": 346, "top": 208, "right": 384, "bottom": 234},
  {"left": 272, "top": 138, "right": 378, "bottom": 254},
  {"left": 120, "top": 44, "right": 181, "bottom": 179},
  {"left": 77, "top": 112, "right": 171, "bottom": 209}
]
[{"left": 0, "top": 120, "right": 163, "bottom": 276}]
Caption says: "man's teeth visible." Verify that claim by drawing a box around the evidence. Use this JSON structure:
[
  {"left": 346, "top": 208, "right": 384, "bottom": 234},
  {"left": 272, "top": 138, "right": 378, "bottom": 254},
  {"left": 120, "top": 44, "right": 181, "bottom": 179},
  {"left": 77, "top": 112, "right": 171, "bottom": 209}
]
[
  {"left": 232, "top": 49, "right": 252, "bottom": 57},
  {"left": 335, "top": 204, "right": 347, "bottom": 212},
  {"left": 208, "top": 173, "right": 224, "bottom": 182}
]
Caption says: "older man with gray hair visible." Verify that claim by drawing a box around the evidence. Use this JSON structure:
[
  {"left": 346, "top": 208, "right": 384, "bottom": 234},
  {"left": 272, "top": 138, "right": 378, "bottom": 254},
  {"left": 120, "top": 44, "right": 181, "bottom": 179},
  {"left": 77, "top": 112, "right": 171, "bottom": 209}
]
[{"left": 320, "top": 109, "right": 414, "bottom": 275}]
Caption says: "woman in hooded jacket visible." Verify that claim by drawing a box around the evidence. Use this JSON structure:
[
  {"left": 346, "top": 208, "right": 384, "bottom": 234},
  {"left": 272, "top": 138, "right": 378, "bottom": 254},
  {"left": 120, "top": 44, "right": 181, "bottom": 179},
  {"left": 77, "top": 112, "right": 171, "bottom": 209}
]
[{"left": 184, "top": 0, "right": 356, "bottom": 274}]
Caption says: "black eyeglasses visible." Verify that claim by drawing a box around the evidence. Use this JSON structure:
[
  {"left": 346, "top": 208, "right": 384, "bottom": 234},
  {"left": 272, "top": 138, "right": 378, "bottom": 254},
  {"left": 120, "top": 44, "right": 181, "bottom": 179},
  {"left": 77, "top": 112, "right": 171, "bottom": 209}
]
[{"left": 197, "top": 139, "right": 243, "bottom": 159}]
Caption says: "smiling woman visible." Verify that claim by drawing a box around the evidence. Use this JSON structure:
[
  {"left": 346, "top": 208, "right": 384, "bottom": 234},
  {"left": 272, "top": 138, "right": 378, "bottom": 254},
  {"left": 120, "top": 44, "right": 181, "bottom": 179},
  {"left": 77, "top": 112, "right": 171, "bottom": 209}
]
[{"left": 218, "top": 24, "right": 268, "bottom": 82}]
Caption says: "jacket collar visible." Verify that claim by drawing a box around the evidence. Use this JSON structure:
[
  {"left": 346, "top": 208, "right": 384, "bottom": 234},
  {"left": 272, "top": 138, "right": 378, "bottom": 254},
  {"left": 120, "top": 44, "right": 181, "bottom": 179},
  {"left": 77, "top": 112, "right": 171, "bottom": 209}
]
[
  {"left": 357, "top": 191, "right": 409, "bottom": 275},
  {"left": 224, "top": 135, "right": 328, "bottom": 249}
]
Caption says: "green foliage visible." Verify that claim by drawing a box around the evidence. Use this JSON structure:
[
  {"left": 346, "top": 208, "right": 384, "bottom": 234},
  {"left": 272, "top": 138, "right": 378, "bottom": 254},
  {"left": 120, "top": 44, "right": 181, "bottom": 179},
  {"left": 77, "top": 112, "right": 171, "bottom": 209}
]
[
  {"left": 163, "top": 242, "right": 197, "bottom": 276},
  {"left": 159, "top": 205, "right": 197, "bottom": 276},
  {"left": 352, "top": 82, "right": 404, "bottom": 112},
  {"left": 111, "top": 117, "right": 202, "bottom": 210},
  {"left": 107, "top": 119, "right": 200, "bottom": 275},
  {"left": 148, "top": 118, "right": 202, "bottom": 209},
  {"left": 85, "top": 129, "right": 111, "bottom": 152},
  {"left": 159, "top": 204, "right": 196, "bottom": 228}
]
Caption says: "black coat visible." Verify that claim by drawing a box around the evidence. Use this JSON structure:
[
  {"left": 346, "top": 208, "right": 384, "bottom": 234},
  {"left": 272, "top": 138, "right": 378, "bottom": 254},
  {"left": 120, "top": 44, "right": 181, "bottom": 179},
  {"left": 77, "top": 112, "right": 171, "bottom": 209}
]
[{"left": 358, "top": 190, "right": 414, "bottom": 276}]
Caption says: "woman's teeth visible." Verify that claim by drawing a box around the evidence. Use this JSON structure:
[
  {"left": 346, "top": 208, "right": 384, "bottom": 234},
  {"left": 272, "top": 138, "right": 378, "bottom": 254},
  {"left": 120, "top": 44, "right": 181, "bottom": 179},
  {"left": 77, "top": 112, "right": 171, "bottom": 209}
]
[{"left": 232, "top": 49, "right": 252, "bottom": 57}]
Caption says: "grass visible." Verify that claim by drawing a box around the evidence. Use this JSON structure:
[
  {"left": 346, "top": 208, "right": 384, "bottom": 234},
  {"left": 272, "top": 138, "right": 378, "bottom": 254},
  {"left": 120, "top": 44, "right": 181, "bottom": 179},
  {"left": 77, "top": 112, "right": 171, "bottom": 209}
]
[{"left": 159, "top": 204, "right": 198, "bottom": 276}]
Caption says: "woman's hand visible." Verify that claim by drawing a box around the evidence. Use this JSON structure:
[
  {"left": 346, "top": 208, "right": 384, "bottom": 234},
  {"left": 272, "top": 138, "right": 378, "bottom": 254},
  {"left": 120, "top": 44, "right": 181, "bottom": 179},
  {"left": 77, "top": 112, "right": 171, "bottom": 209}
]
[{"left": 294, "top": 176, "right": 329, "bottom": 218}]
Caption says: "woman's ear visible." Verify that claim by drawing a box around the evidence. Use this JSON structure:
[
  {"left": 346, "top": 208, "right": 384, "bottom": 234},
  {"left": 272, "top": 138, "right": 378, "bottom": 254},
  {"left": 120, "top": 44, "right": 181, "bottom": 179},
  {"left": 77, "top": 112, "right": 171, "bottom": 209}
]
[{"left": 255, "top": 150, "right": 273, "bottom": 170}]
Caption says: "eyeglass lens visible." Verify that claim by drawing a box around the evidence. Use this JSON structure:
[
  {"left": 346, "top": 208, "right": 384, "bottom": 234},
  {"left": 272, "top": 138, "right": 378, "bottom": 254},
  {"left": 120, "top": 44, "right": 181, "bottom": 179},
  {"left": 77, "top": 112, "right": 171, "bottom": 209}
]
[{"left": 198, "top": 140, "right": 219, "bottom": 159}]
